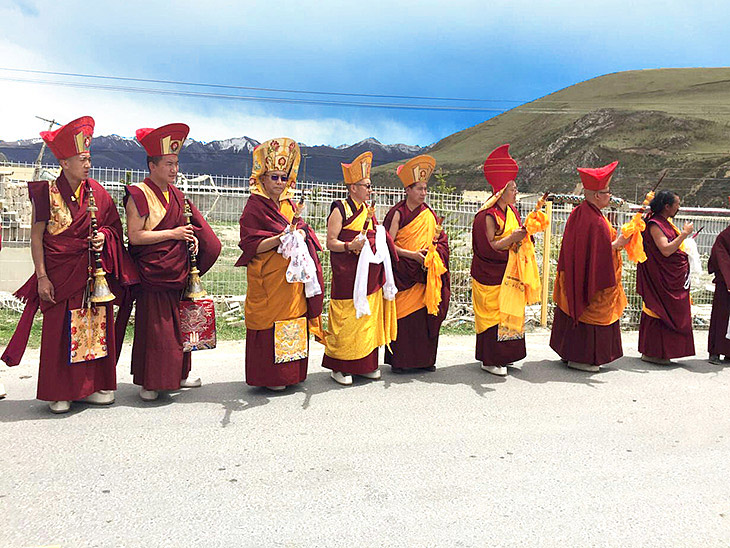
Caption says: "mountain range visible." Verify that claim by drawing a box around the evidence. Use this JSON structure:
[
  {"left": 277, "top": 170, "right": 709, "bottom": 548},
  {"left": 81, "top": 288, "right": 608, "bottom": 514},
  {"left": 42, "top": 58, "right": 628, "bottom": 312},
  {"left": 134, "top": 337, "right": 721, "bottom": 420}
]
[
  {"left": 0, "top": 135, "right": 424, "bottom": 183},
  {"left": 371, "top": 67, "right": 730, "bottom": 207}
]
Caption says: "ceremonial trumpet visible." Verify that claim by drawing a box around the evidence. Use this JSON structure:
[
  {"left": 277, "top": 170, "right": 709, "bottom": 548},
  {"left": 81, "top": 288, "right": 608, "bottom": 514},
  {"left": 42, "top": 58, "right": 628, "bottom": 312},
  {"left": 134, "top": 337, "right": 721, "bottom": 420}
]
[
  {"left": 86, "top": 184, "right": 115, "bottom": 304},
  {"left": 183, "top": 200, "right": 207, "bottom": 301}
]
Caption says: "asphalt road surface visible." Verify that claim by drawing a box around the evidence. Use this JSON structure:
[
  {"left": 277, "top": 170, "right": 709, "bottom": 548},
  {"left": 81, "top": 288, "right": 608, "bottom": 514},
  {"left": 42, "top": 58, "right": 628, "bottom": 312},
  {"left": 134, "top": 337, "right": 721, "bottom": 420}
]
[{"left": 1, "top": 330, "right": 729, "bottom": 547}]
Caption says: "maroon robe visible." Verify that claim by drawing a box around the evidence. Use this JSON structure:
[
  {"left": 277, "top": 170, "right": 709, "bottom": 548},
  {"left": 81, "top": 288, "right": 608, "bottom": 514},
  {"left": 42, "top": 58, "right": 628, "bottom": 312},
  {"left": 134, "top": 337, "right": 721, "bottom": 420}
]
[
  {"left": 471, "top": 205, "right": 526, "bottom": 367},
  {"left": 549, "top": 201, "right": 623, "bottom": 365},
  {"left": 1, "top": 173, "right": 138, "bottom": 401},
  {"left": 708, "top": 226, "right": 730, "bottom": 357},
  {"left": 235, "top": 193, "right": 324, "bottom": 387},
  {"left": 321, "top": 198, "right": 397, "bottom": 374},
  {"left": 636, "top": 214, "right": 694, "bottom": 359},
  {"left": 382, "top": 200, "right": 451, "bottom": 369},
  {"left": 124, "top": 179, "right": 221, "bottom": 391}
]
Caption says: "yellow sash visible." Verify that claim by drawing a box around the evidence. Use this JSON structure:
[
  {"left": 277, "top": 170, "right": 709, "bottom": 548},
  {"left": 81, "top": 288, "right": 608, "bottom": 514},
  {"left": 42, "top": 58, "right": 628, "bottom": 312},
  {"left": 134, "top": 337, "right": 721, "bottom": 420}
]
[
  {"left": 131, "top": 182, "right": 168, "bottom": 230},
  {"left": 341, "top": 200, "right": 368, "bottom": 231},
  {"left": 394, "top": 207, "right": 445, "bottom": 317}
]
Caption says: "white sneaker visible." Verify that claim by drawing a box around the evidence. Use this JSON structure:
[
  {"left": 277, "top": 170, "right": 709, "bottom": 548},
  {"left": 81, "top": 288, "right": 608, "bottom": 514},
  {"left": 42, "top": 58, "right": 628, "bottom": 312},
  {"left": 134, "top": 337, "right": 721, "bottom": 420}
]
[
  {"left": 266, "top": 385, "right": 286, "bottom": 391},
  {"left": 330, "top": 371, "right": 353, "bottom": 385},
  {"left": 139, "top": 388, "right": 159, "bottom": 401},
  {"left": 49, "top": 400, "right": 71, "bottom": 414},
  {"left": 357, "top": 369, "right": 381, "bottom": 380},
  {"left": 567, "top": 361, "right": 600, "bottom": 372},
  {"left": 79, "top": 390, "right": 115, "bottom": 405},
  {"left": 481, "top": 364, "right": 508, "bottom": 376},
  {"left": 180, "top": 377, "right": 202, "bottom": 388}
]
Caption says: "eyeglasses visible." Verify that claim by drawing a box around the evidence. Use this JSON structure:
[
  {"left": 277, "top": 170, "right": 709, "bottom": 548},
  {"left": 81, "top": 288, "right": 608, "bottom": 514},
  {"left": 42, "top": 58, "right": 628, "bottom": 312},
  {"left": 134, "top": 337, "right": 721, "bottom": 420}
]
[
  {"left": 354, "top": 183, "right": 372, "bottom": 189},
  {"left": 597, "top": 190, "right": 613, "bottom": 195},
  {"left": 267, "top": 174, "right": 289, "bottom": 182}
]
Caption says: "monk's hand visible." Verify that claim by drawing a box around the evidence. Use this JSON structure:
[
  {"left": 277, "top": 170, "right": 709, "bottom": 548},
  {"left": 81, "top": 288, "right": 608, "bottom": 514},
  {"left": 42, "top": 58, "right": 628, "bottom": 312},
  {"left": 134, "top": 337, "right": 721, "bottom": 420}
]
[
  {"left": 90, "top": 231, "right": 105, "bottom": 252},
  {"left": 413, "top": 249, "right": 428, "bottom": 265},
  {"left": 681, "top": 221, "right": 694, "bottom": 236},
  {"left": 172, "top": 225, "right": 195, "bottom": 242},
  {"left": 613, "top": 233, "right": 630, "bottom": 250},
  {"left": 511, "top": 227, "right": 527, "bottom": 243},
  {"left": 38, "top": 275, "right": 55, "bottom": 304},
  {"left": 348, "top": 235, "right": 366, "bottom": 254},
  {"left": 190, "top": 235, "right": 199, "bottom": 256}
]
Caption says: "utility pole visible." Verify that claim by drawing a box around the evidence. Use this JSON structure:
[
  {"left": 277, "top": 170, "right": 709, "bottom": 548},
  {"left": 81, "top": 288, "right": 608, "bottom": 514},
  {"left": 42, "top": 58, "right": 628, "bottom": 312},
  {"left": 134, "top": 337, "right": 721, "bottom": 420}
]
[{"left": 33, "top": 116, "right": 60, "bottom": 180}]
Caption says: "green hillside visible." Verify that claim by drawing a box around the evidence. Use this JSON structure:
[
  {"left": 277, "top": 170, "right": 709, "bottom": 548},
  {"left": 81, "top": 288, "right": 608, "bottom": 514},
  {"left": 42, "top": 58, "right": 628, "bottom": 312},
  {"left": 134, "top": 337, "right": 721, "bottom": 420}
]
[{"left": 372, "top": 68, "right": 730, "bottom": 206}]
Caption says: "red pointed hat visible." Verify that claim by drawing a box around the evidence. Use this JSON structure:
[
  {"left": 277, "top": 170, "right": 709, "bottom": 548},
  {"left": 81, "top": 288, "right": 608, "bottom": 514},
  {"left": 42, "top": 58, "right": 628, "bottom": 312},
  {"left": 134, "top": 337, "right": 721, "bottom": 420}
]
[
  {"left": 136, "top": 123, "right": 190, "bottom": 156},
  {"left": 40, "top": 116, "right": 95, "bottom": 160},
  {"left": 577, "top": 161, "right": 618, "bottom": 191},
  {"left": 483, "top": 144, "right": 518, "bottom": 193}
]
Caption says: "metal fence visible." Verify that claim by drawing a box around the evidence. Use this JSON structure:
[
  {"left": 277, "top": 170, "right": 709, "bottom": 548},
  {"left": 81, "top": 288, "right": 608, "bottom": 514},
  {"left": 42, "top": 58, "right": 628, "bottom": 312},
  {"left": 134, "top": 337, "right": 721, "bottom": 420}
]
[{"left": 2, "top": 162, "right": 729, "bottom": 329}]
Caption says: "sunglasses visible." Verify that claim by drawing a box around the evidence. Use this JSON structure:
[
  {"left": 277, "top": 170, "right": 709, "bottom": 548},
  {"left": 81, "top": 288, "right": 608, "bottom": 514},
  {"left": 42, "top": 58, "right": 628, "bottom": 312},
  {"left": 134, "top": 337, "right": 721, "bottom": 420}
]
[
  {"left": 354, "top": 183, "right": 372, "bottom": 189},
  {"left": 267, "top": 174, "right": 289, "bottom": 182}
]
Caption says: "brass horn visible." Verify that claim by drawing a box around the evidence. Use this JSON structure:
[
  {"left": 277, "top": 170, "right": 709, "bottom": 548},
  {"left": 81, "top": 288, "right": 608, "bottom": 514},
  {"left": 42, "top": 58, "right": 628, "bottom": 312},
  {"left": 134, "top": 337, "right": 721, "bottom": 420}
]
[
  {"left": 87, "top": 184, "right": 115, "bottom": 304},
  {"left": 183, "top": 200, "right": 207, "bottom": 300}
]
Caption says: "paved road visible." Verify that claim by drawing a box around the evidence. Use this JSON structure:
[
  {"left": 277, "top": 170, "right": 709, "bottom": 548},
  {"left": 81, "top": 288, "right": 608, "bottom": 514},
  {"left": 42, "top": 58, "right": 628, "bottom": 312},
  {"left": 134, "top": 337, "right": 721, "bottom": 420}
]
[{"left": 1, "top": 330, "right": 729, "bottom": 547}]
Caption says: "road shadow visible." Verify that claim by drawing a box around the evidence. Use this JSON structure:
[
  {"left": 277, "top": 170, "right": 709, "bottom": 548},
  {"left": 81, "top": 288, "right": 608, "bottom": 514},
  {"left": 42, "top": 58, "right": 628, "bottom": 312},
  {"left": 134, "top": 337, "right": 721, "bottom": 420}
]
[
  {"left": 510, "top": 358, "right": 608, "bottom": 388},
  {"left": 610, "top": 355, "right": 726, "bottom": 375}
]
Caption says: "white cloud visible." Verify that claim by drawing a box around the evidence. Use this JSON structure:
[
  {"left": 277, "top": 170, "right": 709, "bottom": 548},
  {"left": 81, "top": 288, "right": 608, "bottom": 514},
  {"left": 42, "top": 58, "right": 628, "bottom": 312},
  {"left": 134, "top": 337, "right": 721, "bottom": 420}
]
[{"left": 0, "top": 78, "right": 432, "bottom": 146}]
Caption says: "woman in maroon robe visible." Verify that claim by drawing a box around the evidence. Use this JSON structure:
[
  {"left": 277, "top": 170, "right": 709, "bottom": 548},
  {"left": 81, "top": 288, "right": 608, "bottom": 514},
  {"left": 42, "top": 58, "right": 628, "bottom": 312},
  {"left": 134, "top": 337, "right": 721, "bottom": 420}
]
[
  {"left": 636, "top": 190, "right": 695, "bottom": 363},
  {"left": 707, "top": 224, "right": 730, "bottom": 363}
]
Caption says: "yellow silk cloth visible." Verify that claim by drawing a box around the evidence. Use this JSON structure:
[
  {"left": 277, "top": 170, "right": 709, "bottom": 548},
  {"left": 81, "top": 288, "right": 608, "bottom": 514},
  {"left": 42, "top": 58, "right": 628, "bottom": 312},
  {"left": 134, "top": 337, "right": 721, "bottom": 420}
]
[
  {"left": 554, "top": 219, "right": 628, "bottom": 326},
  {"left": 394, "top": 207, "right": 443, "bottom": 318},
  {"left": 325, "top": 289, "right": 397, "bottom": 360},
  {"left": 498, "top": 208, "right": 545, "bottom": 340},
  {"left": 424, "top": 238, "right": 446, "bottom": 315},
  {"left": 621, "top": 212, "right": 647, "bottom": 263},
  {"left": 131, "top": 182, "right": 168, "bottom": 231},
  {"left": 244, "top": 199, "right": 311, "bottom": 332}
]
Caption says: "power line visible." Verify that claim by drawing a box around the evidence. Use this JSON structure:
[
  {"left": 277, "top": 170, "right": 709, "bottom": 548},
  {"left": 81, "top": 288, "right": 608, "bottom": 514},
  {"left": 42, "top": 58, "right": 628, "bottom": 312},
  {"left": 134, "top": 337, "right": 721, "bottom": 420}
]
[
  {"left": 3, "top": 67, "right": 729, "bottom": 108},
  {"left": 0, "top": 76, "right": 513, "bottom": 113},
  {"left": 0, "top": 67, "right": 525, "bottom": 104}
]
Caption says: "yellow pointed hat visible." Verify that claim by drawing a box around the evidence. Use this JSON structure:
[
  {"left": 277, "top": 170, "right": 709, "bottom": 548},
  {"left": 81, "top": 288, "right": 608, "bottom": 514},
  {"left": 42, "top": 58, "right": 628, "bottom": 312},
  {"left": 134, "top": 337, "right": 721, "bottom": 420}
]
[
  {"left": 396, "top": 154, "right": 436, "bottom": 187},
  {"left": 341, "top": 151, "right": 372, "bottom": 184}
]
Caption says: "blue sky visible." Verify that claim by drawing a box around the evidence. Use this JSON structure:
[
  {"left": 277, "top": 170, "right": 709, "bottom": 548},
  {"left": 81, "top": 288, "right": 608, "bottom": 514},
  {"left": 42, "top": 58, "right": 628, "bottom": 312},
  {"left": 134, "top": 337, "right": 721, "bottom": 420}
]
[{"left": 1, "top": 0, "right": 728, "bottom": 146}]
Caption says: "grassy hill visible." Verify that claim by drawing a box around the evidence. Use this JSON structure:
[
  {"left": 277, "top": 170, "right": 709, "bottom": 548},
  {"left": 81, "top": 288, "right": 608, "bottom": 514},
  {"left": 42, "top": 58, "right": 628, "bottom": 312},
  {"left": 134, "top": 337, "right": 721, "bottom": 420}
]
[{"left": 372, "top": 68, "right": 730, "bottom": 206}]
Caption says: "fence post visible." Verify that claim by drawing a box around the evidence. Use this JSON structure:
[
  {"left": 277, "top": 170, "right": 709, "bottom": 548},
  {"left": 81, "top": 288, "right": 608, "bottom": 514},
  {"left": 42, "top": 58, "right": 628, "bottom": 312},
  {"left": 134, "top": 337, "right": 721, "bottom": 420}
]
[{"left": 540, "top": 200, "right": 553, "bottom": 327}]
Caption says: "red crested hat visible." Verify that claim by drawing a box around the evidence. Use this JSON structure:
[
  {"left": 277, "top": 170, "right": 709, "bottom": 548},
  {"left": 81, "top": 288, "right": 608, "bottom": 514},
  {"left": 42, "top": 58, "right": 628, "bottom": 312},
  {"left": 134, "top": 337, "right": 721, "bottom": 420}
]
[
  {"left": 577, "top": 161, "right": 618, "bottom": 191},
  {"left": 40, "top": 116, "right": 94, "bottom": 161},
  {"left": 135, "top": 123, "right": 190, "bottom": 157},
  {"left": 483, "top": 144, "right": 518, "bottom": 193}
]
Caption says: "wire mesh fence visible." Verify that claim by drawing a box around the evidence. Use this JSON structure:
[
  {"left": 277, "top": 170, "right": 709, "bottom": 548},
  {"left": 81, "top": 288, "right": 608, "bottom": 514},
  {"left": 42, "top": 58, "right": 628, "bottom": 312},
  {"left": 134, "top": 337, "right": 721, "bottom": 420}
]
[{"left": 1, "top": 162, "right": 729, "bottom": 330}]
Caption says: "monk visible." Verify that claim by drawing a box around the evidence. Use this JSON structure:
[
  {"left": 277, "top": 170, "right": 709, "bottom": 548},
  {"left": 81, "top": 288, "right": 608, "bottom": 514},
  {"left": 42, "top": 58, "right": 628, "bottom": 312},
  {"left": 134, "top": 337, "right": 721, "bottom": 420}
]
[
  {"left": 550, "top": 161, "right": 629, "bottom": 372},
  {"left": 124, "top": 123, "right": 221, "bottom": 402},
  {"left": 322, "top": 152, "right": 398, "bottom": 385},
  {"left": 708, "top": 220, "right": 730, "bottom": 364},
  {"left": 471, "top": 145, "right": 528, "bottom": 376},
  {"left": 636, "top": 190, "right": 695, "bottom": 364},
  {"left": 235, "top": 138, "right": 324, "bottom": 391},
  {"left": 1, "top": 116, "right": 137, "bottom": 413},
  {"left": 383, "top": 155, "right": 450, "bottom": 372}
]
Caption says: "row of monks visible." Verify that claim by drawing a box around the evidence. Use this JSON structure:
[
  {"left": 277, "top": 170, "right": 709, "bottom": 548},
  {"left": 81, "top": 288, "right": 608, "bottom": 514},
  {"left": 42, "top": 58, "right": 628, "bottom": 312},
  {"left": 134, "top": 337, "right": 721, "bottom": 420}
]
[{"left": 2, "top": 117, "right": 729, "bottom": 414}]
